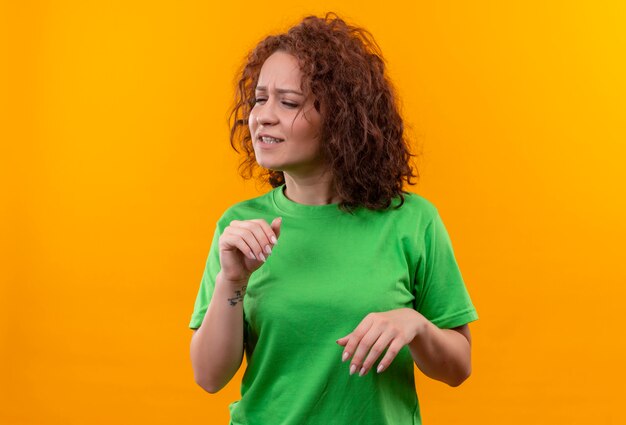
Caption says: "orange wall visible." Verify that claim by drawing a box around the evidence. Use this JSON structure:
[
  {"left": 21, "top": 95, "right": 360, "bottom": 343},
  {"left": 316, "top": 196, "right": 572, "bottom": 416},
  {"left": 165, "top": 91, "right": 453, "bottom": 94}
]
[{"left": 2, "top": 1, "right": 625, "bottom": 424}]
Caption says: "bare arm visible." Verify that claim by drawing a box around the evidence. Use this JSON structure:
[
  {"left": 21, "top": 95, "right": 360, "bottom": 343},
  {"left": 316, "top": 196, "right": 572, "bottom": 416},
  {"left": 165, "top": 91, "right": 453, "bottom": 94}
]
[
  {"left": 338, "top": 309, "right": 473, "bottom": 387},
  {"left": 190, "top": 272, "right": 248, "bottom": 393},
  {"left": 408, "top": 321, "right": 472, "bottom": 387},
  {"left": 189, "top": 217, "right": 282, "bottom": 393}
]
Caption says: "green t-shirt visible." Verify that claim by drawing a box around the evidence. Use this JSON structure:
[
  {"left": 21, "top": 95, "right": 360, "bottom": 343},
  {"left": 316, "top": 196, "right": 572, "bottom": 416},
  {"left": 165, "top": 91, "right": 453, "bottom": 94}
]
[{"left": 189, "top": 184, "right": 478, "bottom": 425}]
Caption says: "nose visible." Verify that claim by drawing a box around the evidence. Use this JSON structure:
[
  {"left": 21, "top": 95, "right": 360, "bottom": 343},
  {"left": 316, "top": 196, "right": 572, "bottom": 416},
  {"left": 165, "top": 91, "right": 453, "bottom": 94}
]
[{"left": 255, "top": 99, "right": 279, "bottom": 126}]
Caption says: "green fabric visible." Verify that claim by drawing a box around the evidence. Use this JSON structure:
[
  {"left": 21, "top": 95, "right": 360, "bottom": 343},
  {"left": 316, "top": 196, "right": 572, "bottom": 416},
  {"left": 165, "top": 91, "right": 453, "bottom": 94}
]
[{"left": 189, "top": 184, "right": 478, "bottom": 425}]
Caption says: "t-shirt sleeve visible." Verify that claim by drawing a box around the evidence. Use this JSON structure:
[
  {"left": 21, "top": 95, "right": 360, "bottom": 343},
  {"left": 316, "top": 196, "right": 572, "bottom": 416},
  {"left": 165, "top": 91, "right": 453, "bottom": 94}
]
[
  {"left": 414, "top": 210, "right": 478, "bottom": 329},
  {"left": 188, "top": 225, "right": 222, "bottom": 330}
]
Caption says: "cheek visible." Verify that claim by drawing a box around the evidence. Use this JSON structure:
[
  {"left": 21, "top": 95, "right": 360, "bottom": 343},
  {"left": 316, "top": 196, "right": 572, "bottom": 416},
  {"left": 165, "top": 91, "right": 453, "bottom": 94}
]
[
  {"left": 248, "top": 112, "right": 257, "bottom": 134},
  {"left": 293, "top": 115, "right": 321, "bottom": 141}
]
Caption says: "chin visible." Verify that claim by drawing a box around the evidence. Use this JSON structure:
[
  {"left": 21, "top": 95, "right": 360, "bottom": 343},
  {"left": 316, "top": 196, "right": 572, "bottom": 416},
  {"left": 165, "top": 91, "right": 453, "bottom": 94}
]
[{"left": 256, "top": 159, "right": 280, "bottom": 170}]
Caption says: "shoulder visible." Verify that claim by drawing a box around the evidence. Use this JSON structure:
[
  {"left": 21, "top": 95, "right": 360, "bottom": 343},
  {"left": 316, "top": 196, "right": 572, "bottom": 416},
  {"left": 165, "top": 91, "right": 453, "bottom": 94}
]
[
  {"left": 354, "top": 191, "right": 440, "bottom": 237},
  {"left": 390, "top": 191, "right": 440, "bottom": 223},
  {"left": 397, "top": 191, "right": 437, "bottom": 212}
]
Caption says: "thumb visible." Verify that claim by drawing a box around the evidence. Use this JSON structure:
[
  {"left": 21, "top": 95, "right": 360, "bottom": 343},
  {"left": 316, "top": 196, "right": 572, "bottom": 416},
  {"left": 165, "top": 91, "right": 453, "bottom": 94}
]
[{"left": 271, "top": 216, "right": 282, "bottom": 240}]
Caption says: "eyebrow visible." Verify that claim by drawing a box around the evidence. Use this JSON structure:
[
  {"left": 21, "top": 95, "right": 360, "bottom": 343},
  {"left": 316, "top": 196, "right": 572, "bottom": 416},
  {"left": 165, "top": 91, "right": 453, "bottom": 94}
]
[{"left": 255, "top": 86, "right": 304, "bottom": 96}]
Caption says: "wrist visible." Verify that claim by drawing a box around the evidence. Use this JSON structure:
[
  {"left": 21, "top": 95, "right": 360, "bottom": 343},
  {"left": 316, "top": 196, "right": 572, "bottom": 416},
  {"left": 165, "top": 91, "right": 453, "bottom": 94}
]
[
  {"left": 215, "top": 271, "right": 249, "bottom": 307},
  {"left": 216, "top": 271, "right": 250, "bottom": 288},
  {"left": 215, "top": 270, "right": 250, "bottom": 287},
  {"left": 409, "top": 309, "right": 428, "bottom": 340}
]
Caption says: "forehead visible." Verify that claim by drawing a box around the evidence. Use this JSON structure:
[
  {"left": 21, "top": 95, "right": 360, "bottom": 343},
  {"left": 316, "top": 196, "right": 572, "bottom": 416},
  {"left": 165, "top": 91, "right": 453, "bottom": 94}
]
[{"left": 257, "top": 51, "right": 303, "bottom": 89}]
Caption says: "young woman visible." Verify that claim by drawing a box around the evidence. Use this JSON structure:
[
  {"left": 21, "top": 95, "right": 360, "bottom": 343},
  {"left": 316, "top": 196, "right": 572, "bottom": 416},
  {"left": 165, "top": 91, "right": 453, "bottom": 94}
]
[{"left": 189, "top": 12, "right": 478, "bottom": 424}]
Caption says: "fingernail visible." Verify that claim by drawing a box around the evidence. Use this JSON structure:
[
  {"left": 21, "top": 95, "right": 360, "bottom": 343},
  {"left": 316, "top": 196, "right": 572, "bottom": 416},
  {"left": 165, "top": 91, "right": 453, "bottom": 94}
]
[
  {"left": 342, "top": 352, "right": 349, "bottom": 362},
  {"left": 377, "top": 364, "right": 384, "bottom": 374},
  {"left": 359, "top": 367, "right": 366, "bottom": 377},
  {"left": 349, "top": 364, "right": 357, "bottom": 375},
  {"left": 249, "top": 252, "right": 256, "bottom": 260},
  {"left": 271, "top": 236, "right": 278, "bottom": 244},
  {"left": 259, "top": 253, "right": 266, "bottom": 262},
  {"left": 265, "top": 245, "right": 272, "bottom": 254}
]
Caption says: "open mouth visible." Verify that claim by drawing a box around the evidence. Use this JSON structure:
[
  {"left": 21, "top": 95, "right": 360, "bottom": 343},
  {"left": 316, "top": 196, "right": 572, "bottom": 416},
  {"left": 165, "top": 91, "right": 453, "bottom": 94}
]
[{"left": 258, "top": 136, "right": 284, "bottom": 144}]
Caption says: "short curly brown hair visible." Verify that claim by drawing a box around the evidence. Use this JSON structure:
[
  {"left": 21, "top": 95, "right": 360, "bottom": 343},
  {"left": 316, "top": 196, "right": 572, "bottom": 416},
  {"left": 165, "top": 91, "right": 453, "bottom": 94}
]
[{"left": 229, "top": 12, "right": 419, "bottom": 213}]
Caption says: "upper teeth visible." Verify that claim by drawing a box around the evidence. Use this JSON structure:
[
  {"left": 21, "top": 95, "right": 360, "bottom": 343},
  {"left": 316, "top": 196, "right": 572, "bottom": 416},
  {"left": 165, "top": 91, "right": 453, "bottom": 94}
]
[{"left": 261, "top": 136, "right": 282, "bottom": 143}]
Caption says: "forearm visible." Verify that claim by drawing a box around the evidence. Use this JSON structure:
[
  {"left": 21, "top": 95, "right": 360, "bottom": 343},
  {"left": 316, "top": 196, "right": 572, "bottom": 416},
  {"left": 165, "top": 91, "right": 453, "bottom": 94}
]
[
  {"left": 190, "top": 271, "right": 247, "bottom": 393},
  {"left": 408, "top": 315, "right": 471, "bottom": 387}
]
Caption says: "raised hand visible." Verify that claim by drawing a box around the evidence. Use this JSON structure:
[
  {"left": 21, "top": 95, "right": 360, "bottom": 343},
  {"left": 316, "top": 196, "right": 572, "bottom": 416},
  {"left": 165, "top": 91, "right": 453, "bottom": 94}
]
[{"left": 218, "top": 217, "right": 282, "bottom": 284}]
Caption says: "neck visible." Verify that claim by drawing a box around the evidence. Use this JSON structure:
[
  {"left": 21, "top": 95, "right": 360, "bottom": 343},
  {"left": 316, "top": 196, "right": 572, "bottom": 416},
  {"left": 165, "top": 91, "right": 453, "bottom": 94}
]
[{"left": 282, "top": 171, "right": 339, "bottom": 205}]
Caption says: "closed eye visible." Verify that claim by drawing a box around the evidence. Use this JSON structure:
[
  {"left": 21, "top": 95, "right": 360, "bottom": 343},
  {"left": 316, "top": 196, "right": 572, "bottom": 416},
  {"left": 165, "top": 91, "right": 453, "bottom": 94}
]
[{"left": 253, "top": 98, "right": 298, "bottom": 108}]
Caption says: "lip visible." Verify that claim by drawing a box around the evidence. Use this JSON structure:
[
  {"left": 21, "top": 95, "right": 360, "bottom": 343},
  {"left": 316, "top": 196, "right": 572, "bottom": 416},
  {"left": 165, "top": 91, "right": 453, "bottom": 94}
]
[
  {"left": 257, "top": 133, "right": 284, "bottom": 141},
  {"left": 255, "top": 133, "right": 285, "bottom": 150}
]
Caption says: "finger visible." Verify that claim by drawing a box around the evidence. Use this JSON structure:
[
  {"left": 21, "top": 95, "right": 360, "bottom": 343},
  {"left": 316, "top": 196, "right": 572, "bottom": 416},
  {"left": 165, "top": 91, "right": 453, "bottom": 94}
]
[
  {"left": 249, "top": 218, "right": 280, "bottom": 247},
  {"left": 271, "top": 217, "right": 282, "bottom": 241},
  {"left": 341, "top": 316, "right": 374, "bottom": 366},
  {"left": 225, "top": 225, "right": 266, "bottom": 261},
  {"left": 376, "top": 339, "right": 405, "bottom": 374},
  {"left": 233, "top": 220, "right": 274, "bottom": 258},
  {"left": 336, "top": 335, "right": 349, "bottom": 346},
  {"left": 359, "top": 331, "right": 395, "bottom": 376},
  {"left": 336, "top": 334, "right": 350, "bottom": 362},
  {"left": 349, "top": 327, "right": 383, "bottom": 375},
  {"left": 219, "top": 230, "right": 261, "bottom": 262}
]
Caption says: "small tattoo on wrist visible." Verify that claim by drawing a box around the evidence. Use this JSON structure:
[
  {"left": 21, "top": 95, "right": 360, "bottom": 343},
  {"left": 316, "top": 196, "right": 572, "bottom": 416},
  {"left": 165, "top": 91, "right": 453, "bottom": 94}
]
[{"left": 227, "top": 286, "right": 247, "bottom": 306}]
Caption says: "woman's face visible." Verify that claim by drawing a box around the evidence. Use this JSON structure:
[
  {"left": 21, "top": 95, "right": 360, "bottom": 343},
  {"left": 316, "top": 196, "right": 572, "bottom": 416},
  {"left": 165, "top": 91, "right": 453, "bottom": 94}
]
[{"left": 249, "top": 51, "right": 326, "bottom": 177}]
